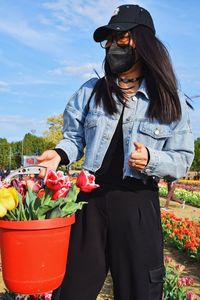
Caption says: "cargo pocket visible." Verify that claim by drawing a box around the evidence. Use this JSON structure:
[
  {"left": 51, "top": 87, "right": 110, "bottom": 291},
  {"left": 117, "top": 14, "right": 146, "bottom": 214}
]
[{"left": 149, "top": 265, "right": 165, "bottom": 300}]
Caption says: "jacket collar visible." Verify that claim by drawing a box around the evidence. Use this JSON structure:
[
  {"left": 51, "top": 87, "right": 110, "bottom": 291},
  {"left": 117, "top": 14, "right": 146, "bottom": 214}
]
[{"left": 137, "top": 79, "right": 149, "bottom": 100}]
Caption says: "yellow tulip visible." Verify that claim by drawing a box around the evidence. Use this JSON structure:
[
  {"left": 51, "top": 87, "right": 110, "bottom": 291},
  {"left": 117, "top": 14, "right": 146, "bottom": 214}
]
[
  {"left": 0, "top": 202, "right": 7, "bottom": 217},
  {"left": 0, "top": 187, "right": 19, "bottom": 211},
  {"left": 7, "top": 187, "right": 19, "bottom": 207}
]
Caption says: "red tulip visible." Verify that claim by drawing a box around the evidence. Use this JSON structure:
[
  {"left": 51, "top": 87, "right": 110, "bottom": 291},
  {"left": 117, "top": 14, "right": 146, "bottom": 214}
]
[
  {"left": 52, "top": 187, "right": 70, "bottom": 200},
  {"left": 76, "top": 170, "right": 99, "bottom": 192},
  {"left": 45, "top": 170, "right": 71, "bottom": 192},
  {"left": 37, "top": 189, "right": 45, "bottom": 199}
]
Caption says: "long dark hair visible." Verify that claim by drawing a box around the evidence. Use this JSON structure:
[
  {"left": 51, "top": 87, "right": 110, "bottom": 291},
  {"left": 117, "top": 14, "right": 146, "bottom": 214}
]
[{"left": 92, "top": 26, "right": 182, "bottom": 124}]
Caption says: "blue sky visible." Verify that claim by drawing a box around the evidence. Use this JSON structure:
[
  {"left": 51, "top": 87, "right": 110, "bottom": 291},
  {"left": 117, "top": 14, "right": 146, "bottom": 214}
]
[{"left": 0, "top": 0, "right": 199, "bottom": 142}]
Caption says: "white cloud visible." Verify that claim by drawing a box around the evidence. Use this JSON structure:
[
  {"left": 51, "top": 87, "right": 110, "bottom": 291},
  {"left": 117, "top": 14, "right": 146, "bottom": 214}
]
[
  {"left": 49, "top": 62, "right": 103, "bottom": 78},
  {"left": 0, "top": 115, "right": 45, "bottom": 127},
  {"left": 1, "top": 1, "right": 129, "bottom": 56},
  {"left": 0, "top": 115, "right": 47, "bottom": 142},
  {"left": 43, "top": 0, "right": 140, "bottom": 30},
  {"left": 0, "top": 17, "right": 66, "bottom": 56}
]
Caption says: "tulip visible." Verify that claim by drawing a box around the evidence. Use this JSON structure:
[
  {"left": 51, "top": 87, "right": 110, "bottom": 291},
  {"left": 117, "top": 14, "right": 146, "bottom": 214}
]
[
  {"left": 76, "top": 170, "right": 99, "bottom": 192},
  {"left": 175, "top": 263, "right": 185, "bottom": 273},
  {"left": 52, "top": 187, "right": 69, "bottom": 200},
  {"left": 45, "top": 170, "right": 71, "bottom": 192},
  {"left": 1, "top": 181, "right": 11, "bottom": 188},
  {"left": 186, "top": 277, "right": 194, "bottom": 285},
  {"left": 186, "top": 291, "right": 199, "bottom": 300},
  {"left": 0, "top": 202, "right": 7, "bottom": 217},
  {"left": 177, "top": 278, "right": 183, "bottom": 287},
  {"left": 26, "top": 179, "right": 42, "bottom": 193},
  {"left": 37, "top": 189, "right": 45, "bottom": 199},
  {"left": 186, "top": 291, "right": 193, "bottom": 300},
  {"left": 11, "top": 179, "right": 27, "bottom": 202},
  {"left": 8, "top": 187, "right": 19, "bottom": 207},
  {"left": 0, "top": 187, "right": 19, "bottom": 211},
  {"left": 15, "top": 295, "right": 25, "bottom": 300},
  {"left": 164, "top": 256, "right": 172, "bottom": 264}
]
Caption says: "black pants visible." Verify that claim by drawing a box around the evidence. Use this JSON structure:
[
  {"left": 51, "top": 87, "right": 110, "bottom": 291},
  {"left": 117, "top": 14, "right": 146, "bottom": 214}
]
[{"left": 52, "top": 182, "right": 165, "bottom": 300}]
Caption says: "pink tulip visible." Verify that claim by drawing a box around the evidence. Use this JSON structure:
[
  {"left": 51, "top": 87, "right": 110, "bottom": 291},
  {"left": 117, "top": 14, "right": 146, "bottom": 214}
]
[
  {"left": 186, "top": 292, "right": 194, "bottom": 300},
  {"left": 26, "top": 179, "right": 42, "bottom": 193},
  {"left": 177, "top": 278, "right": 183, "bottom": 287},
  {"left": 164, "top": 256, "right": 172, "bottom": 263},
  {"left": 186, "top": 291, "right": 199, "bottom": 300},
  {"left": 177, "top": 277, "right": 194, "bottom": 288},
  {"left": 186, "top": 277, "right": 194, "bottom": 286},
  {"left": 76, "top": 170, "right": 99, "bottom": 192}
]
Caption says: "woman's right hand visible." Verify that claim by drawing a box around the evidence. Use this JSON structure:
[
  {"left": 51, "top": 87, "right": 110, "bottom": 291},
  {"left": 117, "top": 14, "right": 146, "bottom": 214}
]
[{"left": 37, "top": 150, "right": 61, "bottom": 178}]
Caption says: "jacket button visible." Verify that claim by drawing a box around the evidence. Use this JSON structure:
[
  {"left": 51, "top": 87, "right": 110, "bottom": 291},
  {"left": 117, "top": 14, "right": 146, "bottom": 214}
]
[{"left": 154, "top": 128, "right": 160, "bottom": 135}]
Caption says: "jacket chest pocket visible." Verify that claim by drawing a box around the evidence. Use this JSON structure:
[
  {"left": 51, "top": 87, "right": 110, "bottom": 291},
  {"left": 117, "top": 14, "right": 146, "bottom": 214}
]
[
  {"left": 84, "top": 114, "right": 102, "bottom": 145},
  {"left": 139, "top": 121, "right": 172, "bottom": 139},
  {"left": 84, "top": 109, "right": 107, "bottom": 129},
  {"left": 84, "top": 116, "right": 99, "bottom": 129}
]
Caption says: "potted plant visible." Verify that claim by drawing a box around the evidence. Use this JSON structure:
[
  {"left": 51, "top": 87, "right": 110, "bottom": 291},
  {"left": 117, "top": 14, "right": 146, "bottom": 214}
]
[{"left": 0, "top": 168, "right": 99, "bottom": 295}]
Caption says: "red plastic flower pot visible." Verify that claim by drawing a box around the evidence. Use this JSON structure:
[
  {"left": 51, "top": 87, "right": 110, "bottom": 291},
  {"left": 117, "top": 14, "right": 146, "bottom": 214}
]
[{"left": 0, "top": 215, "right": 75, "bottom": 294}]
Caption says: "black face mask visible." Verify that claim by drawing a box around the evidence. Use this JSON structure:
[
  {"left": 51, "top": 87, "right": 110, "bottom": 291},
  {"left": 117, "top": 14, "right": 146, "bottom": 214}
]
[{"left": 106, "top": 42, "right": 137, "bottom": 74}]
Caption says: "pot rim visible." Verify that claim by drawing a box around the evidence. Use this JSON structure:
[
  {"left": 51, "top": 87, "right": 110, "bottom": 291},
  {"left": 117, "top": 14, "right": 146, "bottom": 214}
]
[{"left": 0, "top": 214, "right": 75, "bottom": 230}]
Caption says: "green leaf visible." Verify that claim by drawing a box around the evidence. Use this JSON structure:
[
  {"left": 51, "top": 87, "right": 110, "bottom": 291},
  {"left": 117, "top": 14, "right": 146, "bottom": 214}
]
[
  {"left": 28, "top": 196, "right": 43, "bottom": 219},
  {"left": 41, "top": 188, "right": 52, "bottom": 205},
  {"left": 64, "top": 183, "right": 78, "bottom": 203},
  {"left": 18, "top": 195, "right": 28, "bottom": 220},
  {"left": 61, "top": 201, "right": 87, "bottom": 216},
  {"left": 36, "top": 198, "right": 61, "bottom": 219},
  {"left": 48, "top": 206, "right": 63, "bottom": 218},
  {"left": 25, "top": 187, "right": 37, "bottom": 206}
]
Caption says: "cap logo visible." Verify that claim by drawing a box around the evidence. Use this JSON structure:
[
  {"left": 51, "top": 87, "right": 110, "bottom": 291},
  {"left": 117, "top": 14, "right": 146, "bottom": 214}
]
[{"left": 112, "top": 7, "right": 119, "bottom": 17}]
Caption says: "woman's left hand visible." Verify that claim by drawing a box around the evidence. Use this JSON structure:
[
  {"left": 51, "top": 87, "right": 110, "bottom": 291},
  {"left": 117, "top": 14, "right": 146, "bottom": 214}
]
[{"left": 128, "top": 142, "right": 149, "bottom": 171}]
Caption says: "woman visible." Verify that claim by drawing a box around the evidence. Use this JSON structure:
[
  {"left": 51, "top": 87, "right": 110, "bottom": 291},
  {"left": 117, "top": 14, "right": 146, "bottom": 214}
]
[{"left": 38, "top": 4, "right": 194, "bottom": 300}]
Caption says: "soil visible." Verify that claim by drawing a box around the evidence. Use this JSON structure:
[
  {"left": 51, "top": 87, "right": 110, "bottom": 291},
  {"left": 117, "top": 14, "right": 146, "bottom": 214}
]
[{"left": 0, "top": 197, "right": 199, "bottom": 299}]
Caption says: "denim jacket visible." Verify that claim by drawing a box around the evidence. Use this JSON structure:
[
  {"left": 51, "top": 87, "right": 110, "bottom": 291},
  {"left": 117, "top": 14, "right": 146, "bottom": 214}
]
[{"left": 56, "top": 78, "right": 194, "bottom": 180}]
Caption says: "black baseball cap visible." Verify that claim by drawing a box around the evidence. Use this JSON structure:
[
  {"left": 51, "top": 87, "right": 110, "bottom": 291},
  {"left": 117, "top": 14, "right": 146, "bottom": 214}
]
[{"left": 93, "top": 4, "right": 155, "bottom": 42}]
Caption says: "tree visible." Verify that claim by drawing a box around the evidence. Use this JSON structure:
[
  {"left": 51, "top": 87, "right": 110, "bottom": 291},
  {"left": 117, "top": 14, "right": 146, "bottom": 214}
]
[
  {"left": 22, "top": 133, "right": 47, "bottom": 157},
  {"left": 8, "top": 134, "right": 52, "bottom": 169},
  {"left": 0, "top": 138, "right": 10, "bottom": 169},
  {"left": 43, "top": 114, "right": 63, "bottom": 147},
  {"left": 10, "top": 141, "right": 21, "bottom": 169},
  {"left": 43, "top": 114, "right": 84, "bottom": 169},
  {"left": 191, "top": 138, "right": 200, "bottom": 171}
]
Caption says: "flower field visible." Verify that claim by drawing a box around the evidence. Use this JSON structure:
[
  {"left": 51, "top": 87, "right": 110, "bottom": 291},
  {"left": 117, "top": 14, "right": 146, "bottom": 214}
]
[
  {"left": 161, "top": 210, "right": 200, "bottom": 262},
  {"left": 159, "top": 180, "right": 200, "bottom": 208},
  {"left": 164, "top": 256, "right": 199, "bottom": 300}
]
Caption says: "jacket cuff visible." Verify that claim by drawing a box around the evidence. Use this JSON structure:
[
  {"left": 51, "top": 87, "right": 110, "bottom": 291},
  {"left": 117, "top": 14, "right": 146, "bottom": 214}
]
[
  {"left": 54, "top": 148, "right": 70, "bottom": 165},
  {"left": 142, "top": 147, "right": 160, "bottom": 176}
]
